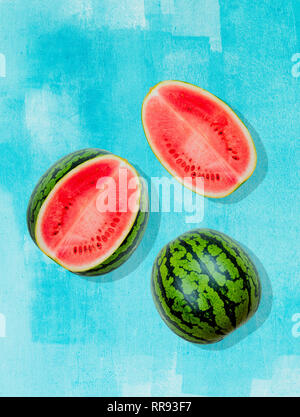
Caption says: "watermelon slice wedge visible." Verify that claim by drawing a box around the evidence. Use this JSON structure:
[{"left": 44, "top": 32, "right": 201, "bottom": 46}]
[
  {"left": 142, "top": 80, "right": 257, "bottom": 198},
  {"left": 27, "top": 149, "right": 148, "bottom": 276}
]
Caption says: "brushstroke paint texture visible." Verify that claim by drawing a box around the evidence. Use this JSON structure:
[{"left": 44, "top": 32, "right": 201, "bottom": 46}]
[
  {"left": 144, "top": 0, "right": 221, "bottom": 51},
  {"left": 0, "top": 314, "right": 6, "bottom": 338},
  {"left": 0, "top": 53, "right": 6, "bottom": 78},
  {"left": 0, "top": 0, "right": 299, "bottom": 396},
  {"left": 251, "top": 356, "right": 300, "bottom": 397},
  {"left": 25, "top": 87, "right": 81, "bottom": 156}
]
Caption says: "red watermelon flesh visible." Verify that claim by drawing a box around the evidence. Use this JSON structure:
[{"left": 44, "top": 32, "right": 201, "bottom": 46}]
[
  {"left": 142, "top": 81, "right": 257, "bottom": 197},
  {"left": 35, "top": 156, "right": 141, "bottom": 272}
]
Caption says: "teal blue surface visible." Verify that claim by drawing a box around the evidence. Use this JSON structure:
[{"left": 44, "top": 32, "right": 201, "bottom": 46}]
[{"left": 0, "top": 0, "right": 299, "bottom": 397}]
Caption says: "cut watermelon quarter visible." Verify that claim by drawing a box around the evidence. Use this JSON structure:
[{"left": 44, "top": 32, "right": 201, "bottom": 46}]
[
  {"left": 27, "top": 149, "right": 149, "bottom": 276},
  {"left": 142, "top": 80, "right": 257, "bottom": 198}
]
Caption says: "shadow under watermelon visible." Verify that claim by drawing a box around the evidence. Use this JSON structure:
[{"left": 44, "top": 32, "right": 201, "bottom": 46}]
[
  {"left": 80, "top": 165, "right": 161, "bottom": 283},
  {"left": 197, "top": 243, "right": 273, "bottom": 351}
]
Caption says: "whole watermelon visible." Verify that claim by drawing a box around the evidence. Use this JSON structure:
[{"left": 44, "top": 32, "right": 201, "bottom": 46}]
[{"left": 151, "top": 229, "right": 261, "bottom": 344}]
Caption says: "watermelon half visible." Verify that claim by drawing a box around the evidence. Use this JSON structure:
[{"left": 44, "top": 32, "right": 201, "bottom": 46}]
[
  {"left": 27, "top": 149, "right": 149, "bottom": 276},
  {"left": 142, "top": 80, "right": 257, "bottom": 198}
]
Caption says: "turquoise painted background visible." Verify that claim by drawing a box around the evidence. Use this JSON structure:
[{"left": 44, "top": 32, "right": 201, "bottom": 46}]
[{"left": 0, "top": 0, "right": 299, "bottom": 396}]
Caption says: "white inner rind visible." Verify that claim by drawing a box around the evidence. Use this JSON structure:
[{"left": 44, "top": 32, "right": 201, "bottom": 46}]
[{"left": 35, "top": 155, "right": 142, "bottom": 272}]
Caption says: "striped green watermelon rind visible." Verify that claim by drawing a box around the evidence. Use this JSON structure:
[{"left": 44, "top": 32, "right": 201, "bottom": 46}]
[
  {"left": 151, "top": 229, "right": 261, "bottom": 344},
  {"left": 27, "top": 148, "right": 149, "bottom": 276},
  {"left": 27, "top": 148, "right": 109, "bottom": 243}
]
